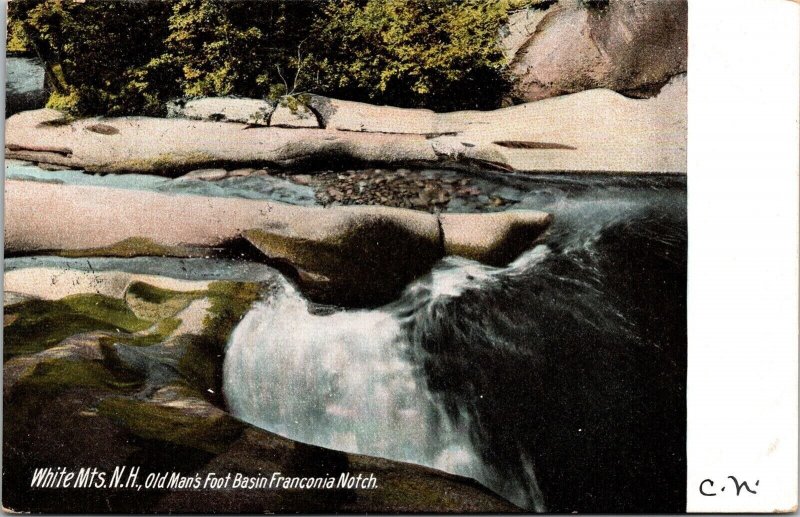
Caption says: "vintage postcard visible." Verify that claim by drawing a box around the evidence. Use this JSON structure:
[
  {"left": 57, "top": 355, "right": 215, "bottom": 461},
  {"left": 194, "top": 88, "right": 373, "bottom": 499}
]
[{"left": 1, "top": 0, "right": 796, "bottom": 514}]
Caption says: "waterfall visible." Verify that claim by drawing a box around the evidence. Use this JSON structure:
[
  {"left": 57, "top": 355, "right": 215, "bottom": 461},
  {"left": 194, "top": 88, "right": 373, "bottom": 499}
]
[
  {"left": 222, "top": 175, "right": 687, "bottom": 512},
  {"left": 223, "top": 250, "right": 550, "bottom": 510}
]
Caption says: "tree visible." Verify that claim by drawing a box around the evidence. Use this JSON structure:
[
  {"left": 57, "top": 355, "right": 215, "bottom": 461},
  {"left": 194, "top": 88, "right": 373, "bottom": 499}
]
[
  {"left": 7, "top": 0, "right": 542, "bottom": 115},
  {"left": 312, "top": 0, "right": 515, "bottom": 111},
  {"left": 9, "top": 0, "right": 174, "bottom": 115},
  {"left": 163, "top": 0, "right": 321, "bottom": 100}
]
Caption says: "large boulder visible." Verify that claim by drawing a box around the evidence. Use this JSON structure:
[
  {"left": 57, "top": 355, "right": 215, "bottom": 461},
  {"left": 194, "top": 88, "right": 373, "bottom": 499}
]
[
  {"left": 5, "top": 74, "right": 687, "bottom": 173},
  {"left": 507, "top": 0, "right": 688, "bottom": 102},
  {"left": 4, "top": 180, "right": 552, "bottom": 306},
  {"left": 440, "top": 211, "right": 553, "bottom": 265},
  {"left": 4, "top": 110, "right": 438, "bottom": 175},
  {"left": 243, "top": 205, "right": 443, "bottom": 306}
]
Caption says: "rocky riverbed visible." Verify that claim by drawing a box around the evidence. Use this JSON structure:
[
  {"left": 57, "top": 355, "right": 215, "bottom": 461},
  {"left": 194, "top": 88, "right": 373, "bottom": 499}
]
[
  {"left": 3, "top": 0, "right": 689, "bottom": 511},
  {"left": 3, "top": 261, "right": 518, "bottom": 513},
  {"left": 3, "top": 156, "right": 687, "bottom": 512},
  {"left": 285, "top": 168, "right": 514, "bottom": 211}
]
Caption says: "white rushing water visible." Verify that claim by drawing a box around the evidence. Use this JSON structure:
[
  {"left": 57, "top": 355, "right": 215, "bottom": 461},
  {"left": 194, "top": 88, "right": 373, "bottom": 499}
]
[
  {"left": 223, "top": 250, "right": 549, "bottom": 510},
  {"left": 221, "top": 177, "right": 687, "bottom": 512}
]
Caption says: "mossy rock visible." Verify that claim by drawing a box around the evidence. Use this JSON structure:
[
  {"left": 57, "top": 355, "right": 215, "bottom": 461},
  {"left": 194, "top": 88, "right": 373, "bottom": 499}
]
[
  {"left": 125, "top": 281, "right": 203, "bottom": 321},
  {"left": 176, "top": 281, "right": 261, "bottom": 404},
  {"left": 2, "top": 279, "right": 220, "bottom": 361},
  {"left": 98, "top": 397, "right": 245, "bottom": 455},
  {"left": 3, "top": 294, "right": 151, "bottom": 361},
  {"left": 2, "top": 273, "right": 518, "bottom": 512},
  {"left": 59, "top": 237, "right": 203, "bottom": 259},
  {"left": 245, "top": 208, "right": 442, "bottom": 306}
]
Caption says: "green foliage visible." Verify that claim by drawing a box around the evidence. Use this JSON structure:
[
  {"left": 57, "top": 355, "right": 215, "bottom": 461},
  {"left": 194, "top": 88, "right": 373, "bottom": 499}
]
[
  {"left": 8, "top": 0, "right": 545, "bottom": 115},
  {"left": 163, "top": 0, "right": 319, "bottom": 99},
  {"left": 9, "top": 0, "right": 175, "bottom": 115},
  {"left": 6, "top": 17, "right": 32, "bottom": 53},
  {"left": 313, "top": 0, "right": 514, "bottom": 110}
]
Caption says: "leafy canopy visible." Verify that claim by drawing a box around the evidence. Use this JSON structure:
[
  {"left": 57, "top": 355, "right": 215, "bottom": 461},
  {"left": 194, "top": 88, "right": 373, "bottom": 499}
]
[{"left": 7, "top": 0, "right": 545, "bottom": 115}]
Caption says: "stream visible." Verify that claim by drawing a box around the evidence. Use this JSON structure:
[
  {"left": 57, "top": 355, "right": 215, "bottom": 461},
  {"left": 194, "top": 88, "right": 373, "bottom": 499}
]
[{"left": 6, "top": 162, "right": 687, "bottom": 512}]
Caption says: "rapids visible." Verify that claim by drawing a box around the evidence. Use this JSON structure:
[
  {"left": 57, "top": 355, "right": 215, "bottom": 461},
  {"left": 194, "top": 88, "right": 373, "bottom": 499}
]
[{"left": 222, "top": 174, "right": 687, "bottom": 512}]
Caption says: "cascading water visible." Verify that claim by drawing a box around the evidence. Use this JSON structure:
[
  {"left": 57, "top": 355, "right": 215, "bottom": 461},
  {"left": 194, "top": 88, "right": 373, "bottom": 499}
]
[
  {"left": 223, "top": 250, "right": 550, "bottom": 509},
  {"left": 223, "top": 174, "right": 687, "bottom": 512}
]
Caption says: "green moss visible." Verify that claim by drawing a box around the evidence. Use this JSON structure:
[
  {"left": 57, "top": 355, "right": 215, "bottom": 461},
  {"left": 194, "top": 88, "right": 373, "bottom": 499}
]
[
  {"left": 4, "top": 295, "right": 151, "bottom": 361},
  {"left": 127, "top": 281, "right": 197, "bottom": 304},
  {"left": 98, "top": 397, "right": 245, "bottom": 454},
  {"left": 61, "top": 294, "right": 152, "bottom": 331},
  {"left": 101, "top": 317, "right": 183, "bottom": 349},
  {"left": 204, "top": 281, "right": 262, "bottom": 342},
  {"left": 111, "top": 153, "right": 220, "bottom": 176},
  {"left": 22, "top": 358, "right": 144, "bottom": 392},
  {"left": 177, "top": 281, "right": 261, "bottom": 402},
  {"left": 125, "top": 281, "right": 202, "bottom": 321},
  {"left": 5, "top": 279, "right": 261, "bottom": 417},
  {"left": 3, "top": 357, "right": 145, "bottom": 459},
  {"left": 3, "top": 281, "right": 212, "bottom": 360},
  {"left": 59, "top": 237, "right": 201, "bottom": 259}
]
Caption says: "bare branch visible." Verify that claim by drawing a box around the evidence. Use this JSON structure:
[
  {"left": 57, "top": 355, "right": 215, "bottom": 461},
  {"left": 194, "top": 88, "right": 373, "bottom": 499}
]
[{"left": 276, "top": 64, "right": 289, "bottom": 93}]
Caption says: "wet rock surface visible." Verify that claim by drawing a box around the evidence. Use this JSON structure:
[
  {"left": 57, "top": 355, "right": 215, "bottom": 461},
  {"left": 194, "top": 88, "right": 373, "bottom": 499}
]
[
  {"left": 2, "top": 267, "right": 520, "bottom": 513},
  {"left": 4, "top": 177, "right": 552, "bottom": 307}
]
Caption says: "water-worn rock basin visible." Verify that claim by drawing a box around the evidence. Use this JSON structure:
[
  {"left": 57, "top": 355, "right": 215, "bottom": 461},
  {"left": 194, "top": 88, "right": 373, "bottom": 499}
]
[{"left": 4, "top": 163, "right": 686, "bottom": 512}]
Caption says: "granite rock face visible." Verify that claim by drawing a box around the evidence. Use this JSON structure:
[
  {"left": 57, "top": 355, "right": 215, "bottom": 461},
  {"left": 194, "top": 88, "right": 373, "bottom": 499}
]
[
  {"left": 506, "top": 0, "right": 687, "bottom": 101},
  {"left": 6, "top": 76, "right": 686, "bottom": 175},
  {"left": 4, "top": 180, "right": 552, "bottom": 306}
]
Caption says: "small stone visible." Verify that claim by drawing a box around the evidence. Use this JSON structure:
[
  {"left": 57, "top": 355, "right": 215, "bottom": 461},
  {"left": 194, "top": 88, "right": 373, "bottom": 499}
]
[
  {"left": 228, "top": 168, "right": 256, "bottom": 177},
  {"left": 411, "top": 196, "right": 428, "bottom": 208},
  {"left": 36, "top": 162, "right": 70, "bottom": 172},
  {"left": 418, "top": 189, "right": 433, "bottom": 204},
  {"left": 179, "top": 168, "right": 228, "bottom": 181},
  {"left": 292, "top": 174, "right": 312, "bottom": 185},
  {"left": 328, "top": 187, "right": 344, "bottom": 200}
]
